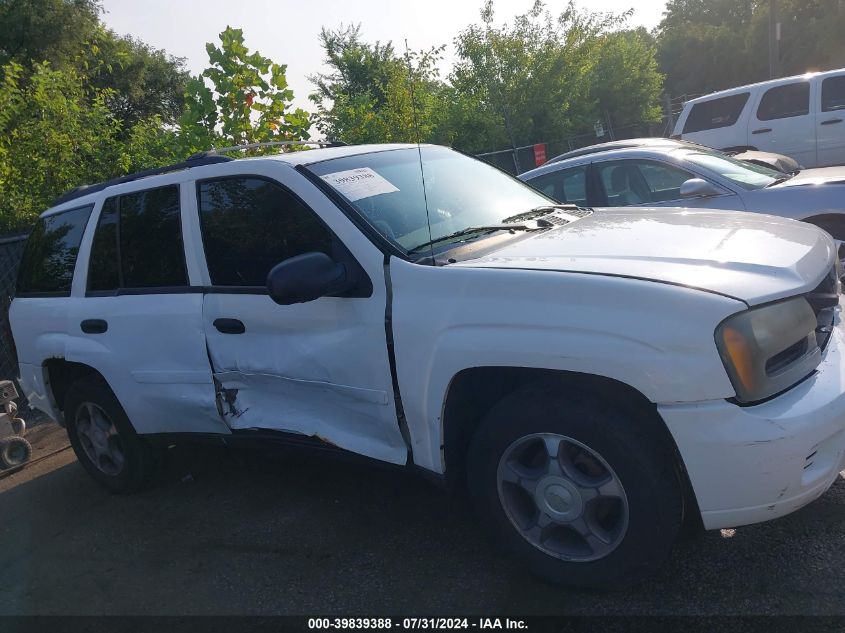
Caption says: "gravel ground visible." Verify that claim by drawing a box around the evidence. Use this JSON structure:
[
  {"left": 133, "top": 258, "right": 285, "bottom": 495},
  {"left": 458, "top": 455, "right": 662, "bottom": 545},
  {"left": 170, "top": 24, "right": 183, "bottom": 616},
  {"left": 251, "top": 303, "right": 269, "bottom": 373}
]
[{"left": 1, "top": 422, "right": 844, "bottom": 616}]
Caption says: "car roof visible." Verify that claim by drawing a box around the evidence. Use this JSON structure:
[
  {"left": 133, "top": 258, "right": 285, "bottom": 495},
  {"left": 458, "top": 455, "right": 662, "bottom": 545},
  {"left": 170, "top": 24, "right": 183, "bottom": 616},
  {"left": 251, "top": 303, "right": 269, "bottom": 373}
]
[
  {"left": 548, "top": 138, "right": 691, "bottom": 163},
  {"left": 684, "top": 67, "right": 845, "bottom": 105},
  {"left": 43, "top": 143, "right": 425, "bottom": 216},
  {"left": 519, "top": 145, "right": 699, "bottom": 180}
]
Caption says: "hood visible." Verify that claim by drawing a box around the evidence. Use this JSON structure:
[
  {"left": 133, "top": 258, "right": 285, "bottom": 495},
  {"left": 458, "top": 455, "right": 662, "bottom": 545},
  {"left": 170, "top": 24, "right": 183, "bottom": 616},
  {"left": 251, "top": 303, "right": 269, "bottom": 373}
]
[
  {"left": 452, "top": 207, "right": 835, "bottom": 306},
  {"left": 769, "top": 166, "right": 845, "bottom": 188}
]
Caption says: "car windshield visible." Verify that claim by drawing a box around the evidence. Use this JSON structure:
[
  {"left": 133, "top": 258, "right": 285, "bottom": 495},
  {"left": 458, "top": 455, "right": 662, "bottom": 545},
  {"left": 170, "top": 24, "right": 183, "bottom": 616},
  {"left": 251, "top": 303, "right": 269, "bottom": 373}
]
[
  {"left": 683, "top": 150, "right": 781, "bottom": 189},
  {"left": 306, "top": 146, "right": 553, "bottom": 254}
]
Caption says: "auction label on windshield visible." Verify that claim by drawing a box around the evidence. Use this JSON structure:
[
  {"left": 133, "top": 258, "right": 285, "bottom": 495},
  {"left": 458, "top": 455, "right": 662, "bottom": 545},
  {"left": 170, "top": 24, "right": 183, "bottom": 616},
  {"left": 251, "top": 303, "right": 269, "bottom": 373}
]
[{"left": 321, "top": 167, "right": 399, "bottom": 201}]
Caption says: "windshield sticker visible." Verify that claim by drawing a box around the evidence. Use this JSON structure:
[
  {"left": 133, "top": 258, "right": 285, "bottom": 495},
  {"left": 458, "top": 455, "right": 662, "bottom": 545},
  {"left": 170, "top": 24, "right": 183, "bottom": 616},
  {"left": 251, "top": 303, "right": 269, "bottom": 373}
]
[{"left": 321, "top": 167, "right": 399, "bottom": 201}]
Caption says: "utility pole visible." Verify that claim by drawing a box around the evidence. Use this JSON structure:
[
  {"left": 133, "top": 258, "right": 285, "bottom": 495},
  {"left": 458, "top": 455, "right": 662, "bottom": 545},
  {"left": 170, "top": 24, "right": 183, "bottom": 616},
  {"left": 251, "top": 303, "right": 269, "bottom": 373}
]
[{"left": 768, "top": 0, "right": 780, "bottom": 79}]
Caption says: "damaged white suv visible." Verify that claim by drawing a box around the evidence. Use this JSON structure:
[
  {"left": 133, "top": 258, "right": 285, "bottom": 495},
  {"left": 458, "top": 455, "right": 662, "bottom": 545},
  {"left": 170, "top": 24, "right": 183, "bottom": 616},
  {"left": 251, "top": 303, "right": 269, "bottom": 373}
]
[{"left": 9, "top": 143, "right": 845, "bottom": 589}]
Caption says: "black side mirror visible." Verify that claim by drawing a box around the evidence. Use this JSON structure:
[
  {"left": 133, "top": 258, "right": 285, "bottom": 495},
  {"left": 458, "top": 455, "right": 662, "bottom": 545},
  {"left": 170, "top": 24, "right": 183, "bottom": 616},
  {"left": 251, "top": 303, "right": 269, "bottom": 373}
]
[{"left": 266, "top": 252, "right": 348, "bottom": 305}]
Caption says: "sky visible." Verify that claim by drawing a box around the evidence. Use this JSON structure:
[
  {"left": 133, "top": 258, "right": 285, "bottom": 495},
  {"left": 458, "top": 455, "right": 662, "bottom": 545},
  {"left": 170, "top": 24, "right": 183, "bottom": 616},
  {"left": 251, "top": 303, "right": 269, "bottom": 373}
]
[{"left": 99, "top": 0, "right": 668, "bottom": 112}]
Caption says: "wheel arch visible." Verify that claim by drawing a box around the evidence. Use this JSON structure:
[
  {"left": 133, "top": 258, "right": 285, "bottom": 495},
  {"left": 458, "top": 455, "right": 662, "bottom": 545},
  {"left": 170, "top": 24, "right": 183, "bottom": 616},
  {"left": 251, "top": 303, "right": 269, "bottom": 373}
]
[
  {"left": 43, "top": 358, "right": 109, "bottom": 425},
  {"left": 440, "top": 366, "right": 703, "bottom": 532}
]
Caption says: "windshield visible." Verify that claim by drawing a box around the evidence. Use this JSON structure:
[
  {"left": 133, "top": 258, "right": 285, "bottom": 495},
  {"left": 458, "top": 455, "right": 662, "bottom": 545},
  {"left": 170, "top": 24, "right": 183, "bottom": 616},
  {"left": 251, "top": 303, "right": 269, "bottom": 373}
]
[
  {"left": 306, "top": 146, "right": 553, "bottom": 254},
  {"left": 683, "top": 150, "right": 782, "bottom": 189}
]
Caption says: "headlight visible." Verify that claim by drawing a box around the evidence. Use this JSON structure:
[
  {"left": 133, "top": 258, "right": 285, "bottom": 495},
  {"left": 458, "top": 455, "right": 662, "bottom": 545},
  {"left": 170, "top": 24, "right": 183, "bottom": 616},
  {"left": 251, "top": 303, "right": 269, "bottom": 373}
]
[{"left": 715, "top": 297, "right": 820, "bottom": 404}]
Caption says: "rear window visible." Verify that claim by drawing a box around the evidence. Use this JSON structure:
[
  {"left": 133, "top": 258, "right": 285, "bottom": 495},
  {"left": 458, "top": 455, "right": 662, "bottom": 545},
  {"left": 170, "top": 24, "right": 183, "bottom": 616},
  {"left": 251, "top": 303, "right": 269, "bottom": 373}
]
[
  {"left": 682, "top": 93, "right": 750, "bottom": 134},
  {"left": 756, "top": 82, "right": 810, "bottom": 121},
  {"left": 16, "top": 204, "right": 93, "bottom": 296},
  {"left": 822, "top": 75, "right": 845, "bottom": 112}
]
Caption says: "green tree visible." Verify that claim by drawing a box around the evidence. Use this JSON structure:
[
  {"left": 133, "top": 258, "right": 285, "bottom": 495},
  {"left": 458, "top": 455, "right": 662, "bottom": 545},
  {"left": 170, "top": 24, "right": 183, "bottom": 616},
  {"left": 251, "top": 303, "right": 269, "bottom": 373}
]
[
  {"left": 656, "top": 0, "right": 845, "bottom": 98},
  {"left": 449, "top": 0, "right": 659, "bottom": 153},
  {"left": 179, "top": 26, "right": 311, "bottom": 154},
  {"left": 0, "top": 61, "right": 125, "bottom": 232},
  {"left": 309, "top": 24, "right": 447, "bottom": 144},
  {"left": 0, "top": 0, "right": 100, "bottom": 69},
  {"left": 84, "top": 28, "right": 190, "bottom": 128}
]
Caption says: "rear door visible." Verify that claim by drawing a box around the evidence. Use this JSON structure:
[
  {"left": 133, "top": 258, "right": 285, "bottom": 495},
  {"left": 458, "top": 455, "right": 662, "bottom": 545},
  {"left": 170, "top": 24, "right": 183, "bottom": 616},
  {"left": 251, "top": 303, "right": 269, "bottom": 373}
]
[
  {"left": 192, "top": 164, "right": 407, "bottom": 465},
  {"left": 749, "top": 80, "right": 816, "bottom": 167},
  {"left": 677, "top": 92, "right": 751, "bottom": 150},
  {"left": 817, "top": 73, "right": 845, "bottom": 167},
  {"left": 67, "top": 182, "right": 226, "bottom": 436}
]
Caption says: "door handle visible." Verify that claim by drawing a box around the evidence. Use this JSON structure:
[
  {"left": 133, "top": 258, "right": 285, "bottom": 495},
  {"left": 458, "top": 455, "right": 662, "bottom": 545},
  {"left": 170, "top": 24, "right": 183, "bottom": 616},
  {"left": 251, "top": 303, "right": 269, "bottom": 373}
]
[
  {"left": 751, "top": 127, "right": 772, "bottom": 134},
  {"left": 821, "top": 118, "right": 843, "bottom": 125},
  {"left": 213, "top": 318, "right": 246, "bottom": 334},
  {"left": 80, "top": 319, "right": 108, "bottom": 334}
]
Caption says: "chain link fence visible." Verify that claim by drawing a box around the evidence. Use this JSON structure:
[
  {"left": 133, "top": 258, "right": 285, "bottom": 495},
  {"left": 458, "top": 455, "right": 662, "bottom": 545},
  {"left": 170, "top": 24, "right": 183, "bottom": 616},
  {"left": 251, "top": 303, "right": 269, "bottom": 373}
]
[{"left": 0, "top": 234, "right": 27, "bottom": 382}]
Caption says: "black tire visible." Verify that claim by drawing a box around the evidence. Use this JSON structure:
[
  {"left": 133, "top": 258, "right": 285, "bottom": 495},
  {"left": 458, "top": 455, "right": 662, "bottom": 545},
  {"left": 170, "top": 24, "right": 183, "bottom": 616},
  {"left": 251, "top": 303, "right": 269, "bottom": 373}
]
[
  {"left": 0, "top": 436, "right": 32, "bottom": 468},
  {"left": 65, "top": 376, "right": 159, "bottom": 493},
  {"left": 806, "top": 218, "right": 845, "bottom": 263},
  {"left": 467, "top": 385, "right": 683, "bottom": 590}
]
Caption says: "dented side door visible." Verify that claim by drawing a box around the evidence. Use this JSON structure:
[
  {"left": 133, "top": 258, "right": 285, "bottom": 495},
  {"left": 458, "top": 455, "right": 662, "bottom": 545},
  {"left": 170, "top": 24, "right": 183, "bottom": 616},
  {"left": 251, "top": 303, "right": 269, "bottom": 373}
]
[{"left": 187, "top": 161, "right": 409, "bottom": 465}]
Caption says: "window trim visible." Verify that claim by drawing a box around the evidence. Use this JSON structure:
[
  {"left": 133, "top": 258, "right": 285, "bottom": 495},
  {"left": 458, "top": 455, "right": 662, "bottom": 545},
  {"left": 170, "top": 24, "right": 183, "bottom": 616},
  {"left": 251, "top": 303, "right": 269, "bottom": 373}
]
[
  {"left": 85, "top": 183, "right": 190, "bottom": 296},
  {"left": 16, "top": 203, "right": 94, "bottom": 298},
  {"left": 755, "top": 81, "right": 811, "bottom": 122},
  {"left": 193, "top": 173, "right": 372, "bottom": 297}
]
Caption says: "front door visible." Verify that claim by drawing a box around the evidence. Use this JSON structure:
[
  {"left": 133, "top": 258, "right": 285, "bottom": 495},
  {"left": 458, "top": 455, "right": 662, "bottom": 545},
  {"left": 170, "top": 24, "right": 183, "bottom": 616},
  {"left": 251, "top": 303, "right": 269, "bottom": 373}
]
[{"left": 193, "top": 170, "right": 408, "bottom": 465}]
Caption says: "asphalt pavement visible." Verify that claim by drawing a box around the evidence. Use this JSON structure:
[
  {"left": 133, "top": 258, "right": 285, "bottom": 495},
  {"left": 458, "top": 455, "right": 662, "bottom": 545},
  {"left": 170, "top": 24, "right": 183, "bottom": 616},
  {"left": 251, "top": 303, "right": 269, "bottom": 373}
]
[{"left": 1, "top": 423, "right": 844, "bottom": 615}]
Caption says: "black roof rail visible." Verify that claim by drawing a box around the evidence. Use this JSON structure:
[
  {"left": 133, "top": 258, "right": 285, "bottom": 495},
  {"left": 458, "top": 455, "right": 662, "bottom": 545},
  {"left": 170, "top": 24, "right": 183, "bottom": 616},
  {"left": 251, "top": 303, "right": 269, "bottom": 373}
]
[
  {"left": 52, "top": 154, "right": 233, "bottom": 206},
  {"left": 51, "top": 140, "right": 347, "bottom": 207}
]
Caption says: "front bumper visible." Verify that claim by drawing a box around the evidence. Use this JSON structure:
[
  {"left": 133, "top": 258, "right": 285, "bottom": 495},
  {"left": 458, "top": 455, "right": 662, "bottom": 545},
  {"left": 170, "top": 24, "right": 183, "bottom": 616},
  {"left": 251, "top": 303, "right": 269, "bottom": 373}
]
[{"left": 660, "top": 312, "right": 845, "bottom": 530}]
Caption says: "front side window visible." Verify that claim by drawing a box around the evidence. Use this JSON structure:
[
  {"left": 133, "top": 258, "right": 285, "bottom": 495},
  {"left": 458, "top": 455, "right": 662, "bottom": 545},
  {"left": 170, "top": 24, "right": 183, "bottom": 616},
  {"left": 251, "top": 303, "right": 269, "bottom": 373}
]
[
  {"left": 757, "top": 82, "right": 810, "bottom": 121},
  {"left": 16, "top": 204, "right": 93, "bottom": 295},
  {"left": 821, "top": 75, "right": 845, "bottom": 112},
  {"left": 524, "top": 166, "right": 588, "bottom": 206},
  {"left": 86, "top": 185, "right": 187, "bottom": 292},
  {"left": 197, "top": 177, "right": 333, "bottom": 287},
  {"left": 683, "top": 93, "right": 750, "bottom": 134},
  {"left": 306, "top": 146, "right": 552, "bottom": 254}
]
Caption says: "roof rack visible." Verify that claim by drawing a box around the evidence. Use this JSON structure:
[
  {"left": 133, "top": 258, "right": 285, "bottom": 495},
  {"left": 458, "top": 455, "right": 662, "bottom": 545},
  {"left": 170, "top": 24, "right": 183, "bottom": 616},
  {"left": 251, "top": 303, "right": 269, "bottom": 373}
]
[
  {"left": 189, "top": 139, "right": 346, "bottom": 160},
  {"left": 52, "top": 139, "right": 347, "bottom": 207}
]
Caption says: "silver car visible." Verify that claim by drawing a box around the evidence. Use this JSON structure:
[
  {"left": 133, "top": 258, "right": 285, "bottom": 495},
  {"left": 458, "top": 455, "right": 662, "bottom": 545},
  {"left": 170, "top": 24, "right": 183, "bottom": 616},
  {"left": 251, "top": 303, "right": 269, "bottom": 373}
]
[{"left": 519, "top": 141, "right": 845, "bottom": 261}]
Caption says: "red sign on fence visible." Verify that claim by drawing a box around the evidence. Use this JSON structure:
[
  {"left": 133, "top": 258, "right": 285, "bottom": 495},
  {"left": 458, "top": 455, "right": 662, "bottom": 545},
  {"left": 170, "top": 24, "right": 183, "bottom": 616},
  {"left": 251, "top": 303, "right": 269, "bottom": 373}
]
[{"left": 533, "top": 143, "right": 547, "bottom": 167}]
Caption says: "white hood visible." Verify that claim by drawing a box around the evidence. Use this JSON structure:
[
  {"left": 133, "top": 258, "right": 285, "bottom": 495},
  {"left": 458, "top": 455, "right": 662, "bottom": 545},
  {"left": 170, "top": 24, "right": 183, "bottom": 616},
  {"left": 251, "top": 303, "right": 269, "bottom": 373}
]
[{"left": 453, "top": 207, "right": 836, "bottom": 306}]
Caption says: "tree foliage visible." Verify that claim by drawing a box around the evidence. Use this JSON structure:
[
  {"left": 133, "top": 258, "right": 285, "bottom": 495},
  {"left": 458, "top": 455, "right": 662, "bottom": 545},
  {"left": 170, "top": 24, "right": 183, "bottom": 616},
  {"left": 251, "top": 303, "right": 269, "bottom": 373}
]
[
  {"left": 309, "top": 25, "right": 446, "bottom": 144},
  {"left": 180, "top": 26, "right": 311, "bottom": 154},
  {"left": 657, "top": 0, "right": 845, "bottom": 98}
]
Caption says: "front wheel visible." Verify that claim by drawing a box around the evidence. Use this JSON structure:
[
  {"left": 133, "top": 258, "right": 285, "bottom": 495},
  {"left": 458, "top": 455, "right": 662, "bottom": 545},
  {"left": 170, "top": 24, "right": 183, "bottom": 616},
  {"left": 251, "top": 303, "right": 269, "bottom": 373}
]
[{"left": 467, "top": 386, "right": 684, "bottom": 589}]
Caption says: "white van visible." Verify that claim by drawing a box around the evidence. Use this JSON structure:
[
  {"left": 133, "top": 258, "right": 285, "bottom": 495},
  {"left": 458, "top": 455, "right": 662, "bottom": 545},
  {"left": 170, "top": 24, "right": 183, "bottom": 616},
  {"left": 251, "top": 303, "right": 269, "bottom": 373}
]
[{"left": 673, "top": 68, "right": 845, "bottom": 168}]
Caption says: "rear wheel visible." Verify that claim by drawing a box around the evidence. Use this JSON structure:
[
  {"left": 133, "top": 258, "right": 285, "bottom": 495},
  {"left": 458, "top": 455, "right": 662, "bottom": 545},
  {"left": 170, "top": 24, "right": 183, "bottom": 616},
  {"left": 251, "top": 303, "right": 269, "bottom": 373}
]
[
  {"left": 65, "top": 377, "right": 159, "bottom": 493},
  {"left": 467, "top": 385, "right": 683, "bottom": 589}
]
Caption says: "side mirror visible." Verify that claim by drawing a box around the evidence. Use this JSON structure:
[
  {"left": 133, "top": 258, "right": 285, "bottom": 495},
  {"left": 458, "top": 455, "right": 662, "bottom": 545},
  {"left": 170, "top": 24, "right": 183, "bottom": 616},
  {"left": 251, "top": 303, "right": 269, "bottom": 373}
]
[
  {"left": 680, "top": 178, "right": 724, "bottom": 199},
  {"left": 266, "top": 252, "right": 348, "bottom": 306}
]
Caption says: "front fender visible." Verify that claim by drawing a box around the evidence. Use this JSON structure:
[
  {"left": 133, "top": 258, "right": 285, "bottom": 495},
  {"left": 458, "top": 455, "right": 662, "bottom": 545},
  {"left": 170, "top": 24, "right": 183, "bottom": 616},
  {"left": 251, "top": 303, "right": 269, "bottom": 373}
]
[{"left": 390, "top": 259, "right": 745, "bottom": 473}]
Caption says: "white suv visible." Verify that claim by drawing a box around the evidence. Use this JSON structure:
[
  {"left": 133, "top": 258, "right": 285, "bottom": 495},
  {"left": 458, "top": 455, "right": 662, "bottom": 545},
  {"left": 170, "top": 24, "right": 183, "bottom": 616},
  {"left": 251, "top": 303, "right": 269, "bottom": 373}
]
[
  {"left": 673, "top": 68, "right": 845, "bottom": 167},
  {"left": 9, "top": 143, "right": 845, "bottom": 589}
]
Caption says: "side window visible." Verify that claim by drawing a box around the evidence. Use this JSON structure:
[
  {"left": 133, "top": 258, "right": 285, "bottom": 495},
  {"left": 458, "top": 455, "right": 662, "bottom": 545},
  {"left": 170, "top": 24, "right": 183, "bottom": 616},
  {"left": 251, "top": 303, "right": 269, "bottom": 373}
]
[
  {"left": 16, "top": 204, "right": 93, "bottom": 295},
  {"left": 524, "top": 166, "right": 588, "bottom": 205},
  {"left": 197, "top": 177, "right": 333, "bottom": 287},
  {"left": 87, "top": 197, "right": 119, "bottom": 291},
  {"left": 635, "top": 162, "right": 696, "bottom": 201},
  {"left": 86, "top": 185, "right": 188, "bottom": 292},
  {"left": 756, "top": 82, "right": 810, "bottom": 121},
  {"left": 596, "top": 160, "right": 695, "bottom": 205},
  {"left": 821, "top": 76, "right": 845, "bottom": 112},
  {"left": 682, "top": 93, "right": 750, "bottom": 134}
]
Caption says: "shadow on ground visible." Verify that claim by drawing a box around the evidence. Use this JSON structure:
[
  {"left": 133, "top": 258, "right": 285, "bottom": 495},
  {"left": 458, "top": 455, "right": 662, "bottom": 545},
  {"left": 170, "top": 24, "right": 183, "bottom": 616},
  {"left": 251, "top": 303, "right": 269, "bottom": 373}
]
[{"left": 1, "top": 434, "right": 844, "bottom": 615}]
